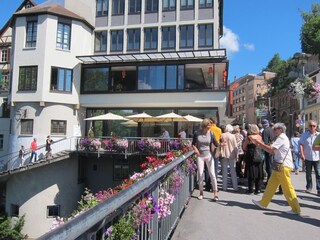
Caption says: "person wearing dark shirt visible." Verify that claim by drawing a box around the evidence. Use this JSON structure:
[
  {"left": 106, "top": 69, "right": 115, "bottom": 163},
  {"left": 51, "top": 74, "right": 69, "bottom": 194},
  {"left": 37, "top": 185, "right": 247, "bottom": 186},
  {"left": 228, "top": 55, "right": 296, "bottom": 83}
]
[{"left": 261, "top": 119, "right": 275, "bottom": 183}]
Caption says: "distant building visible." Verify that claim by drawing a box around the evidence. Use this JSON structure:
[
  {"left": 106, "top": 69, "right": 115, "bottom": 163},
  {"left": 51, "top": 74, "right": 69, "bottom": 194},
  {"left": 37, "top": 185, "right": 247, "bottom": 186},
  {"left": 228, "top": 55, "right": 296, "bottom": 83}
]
[{"left": 229, "top": 72, "right": 276, "bottom": 125}]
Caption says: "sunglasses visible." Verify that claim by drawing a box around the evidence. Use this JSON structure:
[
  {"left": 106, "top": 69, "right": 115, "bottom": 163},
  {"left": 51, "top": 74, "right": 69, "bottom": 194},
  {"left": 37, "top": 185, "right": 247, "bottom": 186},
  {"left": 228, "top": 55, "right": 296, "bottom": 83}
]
[{"left": 309, "top": 125, "right": 316, "bottom": 128}]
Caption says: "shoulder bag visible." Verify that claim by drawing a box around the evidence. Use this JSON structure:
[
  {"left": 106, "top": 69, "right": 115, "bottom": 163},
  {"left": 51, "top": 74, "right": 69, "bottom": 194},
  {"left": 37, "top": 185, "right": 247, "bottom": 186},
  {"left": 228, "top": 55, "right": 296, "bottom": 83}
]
[{"left": 272, "top": 148, "right": 290, "bottom": 172}]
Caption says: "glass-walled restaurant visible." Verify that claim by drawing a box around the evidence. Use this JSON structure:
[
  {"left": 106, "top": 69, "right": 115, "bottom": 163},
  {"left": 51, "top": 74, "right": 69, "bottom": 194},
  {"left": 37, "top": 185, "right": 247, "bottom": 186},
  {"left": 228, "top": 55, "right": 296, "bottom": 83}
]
[
  {"left": 85, "top": 108, "right": 219, "bottom": 138},
  {"left": 80, "top": 51, "right": 227, "bottom": 138}
]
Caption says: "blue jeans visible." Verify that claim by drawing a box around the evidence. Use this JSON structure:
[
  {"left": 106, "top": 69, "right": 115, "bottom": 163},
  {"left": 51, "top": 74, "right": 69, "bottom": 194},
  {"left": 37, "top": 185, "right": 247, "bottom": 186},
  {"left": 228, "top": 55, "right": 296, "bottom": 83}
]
[
  {"left": 305, "top": 160, "right": 320, "bottom": 191},
  {"left": 293, "top": 152, "right": 300, "bottom": 171},
  {"left": 214, "top": 156, "right": 220, "bottom": 178},
  {"left": 30, "top": 151, "right": 37, "bottom": 162}
]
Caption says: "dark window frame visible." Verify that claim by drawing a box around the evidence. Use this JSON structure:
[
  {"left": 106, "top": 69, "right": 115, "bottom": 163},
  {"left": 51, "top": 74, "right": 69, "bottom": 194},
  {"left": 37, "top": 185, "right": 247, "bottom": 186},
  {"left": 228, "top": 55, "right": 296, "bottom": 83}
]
[
  {"left": 18, "top": 66, "right": 38, "bottom": 91},
  {"left": 163, "top": 0, "right": 176, "bottom": 11},
  {"left": 1, "top": 49, "right": 8, "bottom": 62},
  {"left": 180, "top": 0, "right": 194, "bottom": 10},
  {"left": 129, "top": 0, "right": 141, "bottom": 14},
  {"left": 56, "top": 22, "right": 71, "bottom": 50},
  {"left": 0, "top": 134, "right": 3, "bottom": 150},
  {"left": 111, "top": 30, "right": 124, "bottom": 51},
  {"left": 47, "top": 205, "right": 60, "bottom": 218},
  {"left": 127, "top": 28, "right": 140, "bottom": 51},
  {"left": 145, "top": 0, "right": 158, "bottom": 13},
  {"left": 162, "top": 26, "right": 176, "bottom": 49},
  {"left": 198, "top": 23, "right": 213, "bottom": 47},
  {"left": 50, "top": 67, "right": 73, "bottom": 92},
  {"left": 112, "top": 0, "right": 125, "bottom": 15},
  {"left": 199, "top": 0, "right": 212, "bottom": 8},
  {"left": 26, "top": 20, "right": 37, "bottom": 48},
  {"left": 20, "top": 119, "right": 34, "bottom": 135},
  {"left": 180, "top": 25, "right": 194, "bottom": 48},
  {"left": 113, "top": 157, "right": 129, "bottom": 181},
  {"left": 144, "top": 27, "right": 158, "bottom": 50},
  {"left": 94, "top": 31, "right": 108, "bottom": 52},
  {"left": 51, "top": 120, "right": 67, "bottom": 135},
  {"left": 96, "top": 0, "right": 108, "bottom": 16}
]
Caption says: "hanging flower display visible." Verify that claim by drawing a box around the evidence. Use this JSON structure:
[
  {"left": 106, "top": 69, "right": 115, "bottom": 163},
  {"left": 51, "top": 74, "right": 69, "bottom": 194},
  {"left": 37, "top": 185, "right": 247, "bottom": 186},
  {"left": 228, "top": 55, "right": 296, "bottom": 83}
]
[{"left": 288, "top": 77, "right": 320, "bottom": 100}]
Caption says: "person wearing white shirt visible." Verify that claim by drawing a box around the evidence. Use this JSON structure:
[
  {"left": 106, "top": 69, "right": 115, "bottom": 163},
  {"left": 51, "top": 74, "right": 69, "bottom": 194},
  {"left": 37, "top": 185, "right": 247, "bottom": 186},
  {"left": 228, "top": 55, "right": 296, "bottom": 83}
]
[
  {"left": 160, "top": 128, "right": 170, "bottom": 139},
  {"left": 179, "top": 128, "right": 187, "bottom": 138}
]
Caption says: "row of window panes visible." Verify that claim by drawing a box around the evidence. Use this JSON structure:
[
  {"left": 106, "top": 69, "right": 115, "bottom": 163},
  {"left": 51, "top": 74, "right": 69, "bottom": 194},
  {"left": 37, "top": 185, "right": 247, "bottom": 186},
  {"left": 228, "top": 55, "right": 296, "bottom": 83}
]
[
  {"left": 20, "top": 119, "right": 67, "bottom": 135},
  {"left": 81, "top": 63, "right": 219, "bottom": 93},
  {"left": 95, "top": 24, "right": 213, "bottom": 52},
  {"left": 26, "top": 20, "right": 71, "bottom": 50},
  {"left": 18, "top": 66, "right": 72, "bottom": 92},
  {"left": 233, "top": 87, "right": 245, "bottom": 97},
  {"left": 233, "top": 96, "right": 246, "bottom": 104},
  {"left": 97, "top": 0, "right": 213, "bottom": 16},
  {"left": 233, "top": 105, "right": 245, "bottom": 112}
]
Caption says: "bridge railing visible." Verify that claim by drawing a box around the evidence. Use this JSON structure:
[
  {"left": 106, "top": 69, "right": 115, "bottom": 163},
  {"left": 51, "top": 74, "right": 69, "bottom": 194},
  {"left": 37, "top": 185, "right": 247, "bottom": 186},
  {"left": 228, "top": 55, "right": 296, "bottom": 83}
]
[
  {"left": 38, "top": 151, "right": 196, "bottom": 240},
  {"left": 0, "top": 137, "right": 77, "bottom": 172}
]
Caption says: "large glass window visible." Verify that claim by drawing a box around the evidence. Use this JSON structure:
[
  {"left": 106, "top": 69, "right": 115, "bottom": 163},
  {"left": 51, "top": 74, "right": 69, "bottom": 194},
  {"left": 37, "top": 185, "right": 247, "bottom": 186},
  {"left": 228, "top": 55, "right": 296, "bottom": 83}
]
[
  {"left": 138, "top": 66, "right": 165, "bottom": 90},
  {"left": 112, "top": 0, "right": 124, "bottom": 15},
  {"left": 18, "top": 66, "right": 37, "bottom": 91},
  {"left": 145, "top": 0, "right": 158, "bottom": 13},
  {"left": 163, "top": 0, "right": 176, "bottom": 11},
  {"left": 26, "top": 20, "right": 37, "bottom": 48},
  {"left": 20, "top": 119, "right": 33, "bottom": 135},
  {"left": 162, "top": 26, "right": 176, "bottom": 49},
  {"left": 1, "top": 49, "right": 7, "bottom": 62},
  {"left": 180, "top": 25, "right": 194, "bottom": 48},
  {"left": 111, "top": 66, "right": 137, "bottom": 92},
  {"left": 198, "top": 24, "right": 213, "bottom": 47},
  {"left": 185, "top": 63, "right": 213, "bottom": 89},
  {"left": 96, "top": 0, "right": 108, "bottom": 16},
  {"left": 144, "top": 27, "right": 158, "bottom": 50},
  {"left": 127, "top": 29, "right": 140, "bottom": 51},
  {"left": 95, "top": 31, "right": 107, "bottom": 52},
  {"left": 51, "top": 120, "right": 67, "bottom": 135},
  {"left": 56, "top": 22, "right": 71, "bottom": 50},
  {"left": 50, "top": 67, "right": 72, "bottom": 92},
  {"left": 129, "top": 0, "right": 141, "bottom": 14},
  {"left": 166, "top": 65, "right": 184, "bottom": 90},
  {"left": 199, "top": 0, "right": 212, "bottom": 8},
  {"left": 82, "top": 67, "right": 109, "bottom": 92},
  {"left": 180, "top": 0, "right": 194, "bottom": 9},
  {"left": 111, "top": 30, "right": 123, "bottom": 51}
]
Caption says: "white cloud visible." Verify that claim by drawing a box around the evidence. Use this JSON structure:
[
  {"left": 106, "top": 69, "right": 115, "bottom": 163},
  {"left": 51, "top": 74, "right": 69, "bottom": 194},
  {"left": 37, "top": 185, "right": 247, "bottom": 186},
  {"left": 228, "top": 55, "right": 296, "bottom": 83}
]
[
  {"left": 220, "top": 26, "right": 240, "bottom": 54},
  {"left": 244, "top": 43, "right": 255, "bottom": 51}
]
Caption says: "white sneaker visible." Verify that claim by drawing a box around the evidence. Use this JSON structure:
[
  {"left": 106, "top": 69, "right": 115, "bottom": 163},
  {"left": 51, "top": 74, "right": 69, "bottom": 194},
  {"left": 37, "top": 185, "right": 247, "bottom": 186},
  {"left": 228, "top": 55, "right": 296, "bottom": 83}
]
[
  {"left": 252, "top": 199, "right": 266, "bottom": 209},
  {"left": 285, "top": 210, "right": 300, "bottom": 215},
  {"left": 198, "top": 195, "right": 203, "bottom": 200}
]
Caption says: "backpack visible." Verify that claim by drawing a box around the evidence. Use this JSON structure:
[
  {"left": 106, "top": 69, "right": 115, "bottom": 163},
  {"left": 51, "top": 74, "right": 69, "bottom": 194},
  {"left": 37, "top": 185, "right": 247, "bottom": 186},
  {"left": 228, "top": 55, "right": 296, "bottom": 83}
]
[{"left": 246, "top": 136, "right": 265, "bottom": 163}]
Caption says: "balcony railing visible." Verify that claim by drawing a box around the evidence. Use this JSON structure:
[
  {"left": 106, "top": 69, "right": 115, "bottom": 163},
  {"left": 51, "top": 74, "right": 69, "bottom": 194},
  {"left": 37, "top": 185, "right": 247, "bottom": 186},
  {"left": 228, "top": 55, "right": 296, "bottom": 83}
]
[{"left": 38, "top": 150, "right": 195, "bottom": 240}]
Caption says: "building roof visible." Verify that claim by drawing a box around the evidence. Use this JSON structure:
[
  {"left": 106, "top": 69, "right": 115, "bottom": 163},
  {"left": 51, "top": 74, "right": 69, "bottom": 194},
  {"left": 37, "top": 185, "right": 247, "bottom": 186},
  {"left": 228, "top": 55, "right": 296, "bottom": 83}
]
[
  {"left": 0, "top": 0, "right": 37, "bottom": 36},
  {"left": 12, "top": 3, "right": 94, "bottom": 30},
  {"left": 77, "top": 49, "right": 228, "bottom": 64}
]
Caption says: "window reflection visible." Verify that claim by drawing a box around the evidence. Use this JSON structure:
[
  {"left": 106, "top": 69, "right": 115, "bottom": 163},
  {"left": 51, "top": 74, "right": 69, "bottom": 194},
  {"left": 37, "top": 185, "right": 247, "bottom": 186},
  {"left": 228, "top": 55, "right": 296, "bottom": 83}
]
[{"left": 82, "top": 67, "right": 109, "bottom": 92}]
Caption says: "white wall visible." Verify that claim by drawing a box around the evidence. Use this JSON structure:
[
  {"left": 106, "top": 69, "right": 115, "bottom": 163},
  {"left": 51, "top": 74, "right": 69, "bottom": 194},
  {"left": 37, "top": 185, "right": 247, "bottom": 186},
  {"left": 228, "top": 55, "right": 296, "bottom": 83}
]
[{"left": 5, "top": 155, "right": 83, "bottom": 239}]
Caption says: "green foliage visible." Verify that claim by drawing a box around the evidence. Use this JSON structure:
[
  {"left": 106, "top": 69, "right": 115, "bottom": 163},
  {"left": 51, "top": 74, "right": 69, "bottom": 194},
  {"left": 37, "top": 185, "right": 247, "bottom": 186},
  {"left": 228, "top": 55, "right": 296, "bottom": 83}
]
[
  {"left": 0, "top": 214, "right": 27, "bottom": 240},
  {"left": 105, "top": 213, "right": 136, "bottom": 240},
  {"left": 263, "top": 54, "right": 296, "bottom": 95},
  {"left": 73, "top": 188, "right": 98, "bottom": 216},
  {"left": 300, "top": 4, "right": 320, "bottom": 56}
]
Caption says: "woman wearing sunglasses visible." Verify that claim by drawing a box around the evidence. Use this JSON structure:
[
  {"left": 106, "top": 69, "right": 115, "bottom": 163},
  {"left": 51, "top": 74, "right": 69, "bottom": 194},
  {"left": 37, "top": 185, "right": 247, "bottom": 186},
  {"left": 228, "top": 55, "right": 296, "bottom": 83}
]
[{"left": 251, "top": 122, "right": 301, "bottom": 215}]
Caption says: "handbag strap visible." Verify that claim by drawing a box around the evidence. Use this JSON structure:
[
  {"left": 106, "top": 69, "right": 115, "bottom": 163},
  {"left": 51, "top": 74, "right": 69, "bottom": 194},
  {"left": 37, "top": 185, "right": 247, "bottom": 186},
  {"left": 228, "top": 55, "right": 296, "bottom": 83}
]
[{"left": 279, "top": 147, "right": 290, "bottom": 163}]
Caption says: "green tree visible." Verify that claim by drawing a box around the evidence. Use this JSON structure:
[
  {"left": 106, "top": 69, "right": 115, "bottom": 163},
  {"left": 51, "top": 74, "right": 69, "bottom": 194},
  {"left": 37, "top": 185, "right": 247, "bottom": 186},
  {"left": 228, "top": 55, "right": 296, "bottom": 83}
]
[
  {"left": 0, "top": 214, "right": 27, "bottom": 240},
  {"left": 300, "top": 3, "right": 320, "bottom": 56},
  {"left": 263, "top": 54, "right": 296, "bottom": 95}
]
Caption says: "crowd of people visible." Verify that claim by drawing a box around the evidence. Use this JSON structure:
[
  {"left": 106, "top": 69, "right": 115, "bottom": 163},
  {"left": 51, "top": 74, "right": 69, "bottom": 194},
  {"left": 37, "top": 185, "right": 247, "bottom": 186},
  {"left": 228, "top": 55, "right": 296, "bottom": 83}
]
[{"left": 192, "top": 118, "right": 320, "bottom": 215}]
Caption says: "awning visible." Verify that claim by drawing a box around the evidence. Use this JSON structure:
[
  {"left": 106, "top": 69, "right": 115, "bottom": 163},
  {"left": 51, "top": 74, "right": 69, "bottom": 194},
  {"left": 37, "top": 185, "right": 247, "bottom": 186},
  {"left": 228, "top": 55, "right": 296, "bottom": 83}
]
[{"left": 76, "top": 49, "right": 227, "bottom": 64}]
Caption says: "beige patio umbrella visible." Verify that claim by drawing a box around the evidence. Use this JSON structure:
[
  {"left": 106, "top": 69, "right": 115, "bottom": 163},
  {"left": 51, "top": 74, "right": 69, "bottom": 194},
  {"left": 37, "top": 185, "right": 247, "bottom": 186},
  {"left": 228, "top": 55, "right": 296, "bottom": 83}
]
[
  {"left": 120, "top": 120, "right": 138, "bottom": 127},
  {"left": 183, "top": 114, "right": 203, "bottom": 122},
  {"left": 125, "top": 112, "right": 159, "bottom": 122},
  {"left": 155, "top": 112, "right": 188, "bottom": 122},
  {"left": 84, "top": 112, "right": 128, "bottom": 121}
]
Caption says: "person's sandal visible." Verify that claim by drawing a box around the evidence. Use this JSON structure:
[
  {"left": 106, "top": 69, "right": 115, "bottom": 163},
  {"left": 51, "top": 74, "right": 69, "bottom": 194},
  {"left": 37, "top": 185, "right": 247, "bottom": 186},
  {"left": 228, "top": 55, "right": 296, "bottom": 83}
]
[
  {"left": 213, "top": 196, "right": 219, "bottom": 202},
  {"left": 197, "top": 195, "right": 203, "bottom": 200}
]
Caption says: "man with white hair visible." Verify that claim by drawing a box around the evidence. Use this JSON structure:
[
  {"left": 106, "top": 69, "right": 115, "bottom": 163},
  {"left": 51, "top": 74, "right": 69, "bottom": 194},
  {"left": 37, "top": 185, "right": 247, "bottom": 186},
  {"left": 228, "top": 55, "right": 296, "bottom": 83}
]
[{"left": 220, "top": 124, "right": 238, "bottom": 191}]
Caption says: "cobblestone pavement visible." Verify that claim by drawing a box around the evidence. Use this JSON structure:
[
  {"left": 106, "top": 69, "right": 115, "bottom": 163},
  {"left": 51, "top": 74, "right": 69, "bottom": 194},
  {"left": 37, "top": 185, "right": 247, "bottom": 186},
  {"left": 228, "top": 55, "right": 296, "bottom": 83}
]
[{"left": 171, "top": 171, "right": 320, "bottom": 240}]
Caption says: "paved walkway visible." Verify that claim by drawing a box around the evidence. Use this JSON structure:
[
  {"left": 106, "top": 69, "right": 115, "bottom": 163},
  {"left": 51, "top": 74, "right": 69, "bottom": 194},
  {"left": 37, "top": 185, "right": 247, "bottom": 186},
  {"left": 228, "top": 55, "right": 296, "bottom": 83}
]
[{"left": 171, "top": 172, "right": 320, "bottom": 240}]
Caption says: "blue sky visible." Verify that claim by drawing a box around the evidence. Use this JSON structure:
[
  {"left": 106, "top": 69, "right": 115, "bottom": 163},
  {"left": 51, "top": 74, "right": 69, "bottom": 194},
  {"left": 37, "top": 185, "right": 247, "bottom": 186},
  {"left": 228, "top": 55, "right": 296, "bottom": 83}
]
[{"left": 0, "top": 0, "right": 317, "bottom": 82}]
